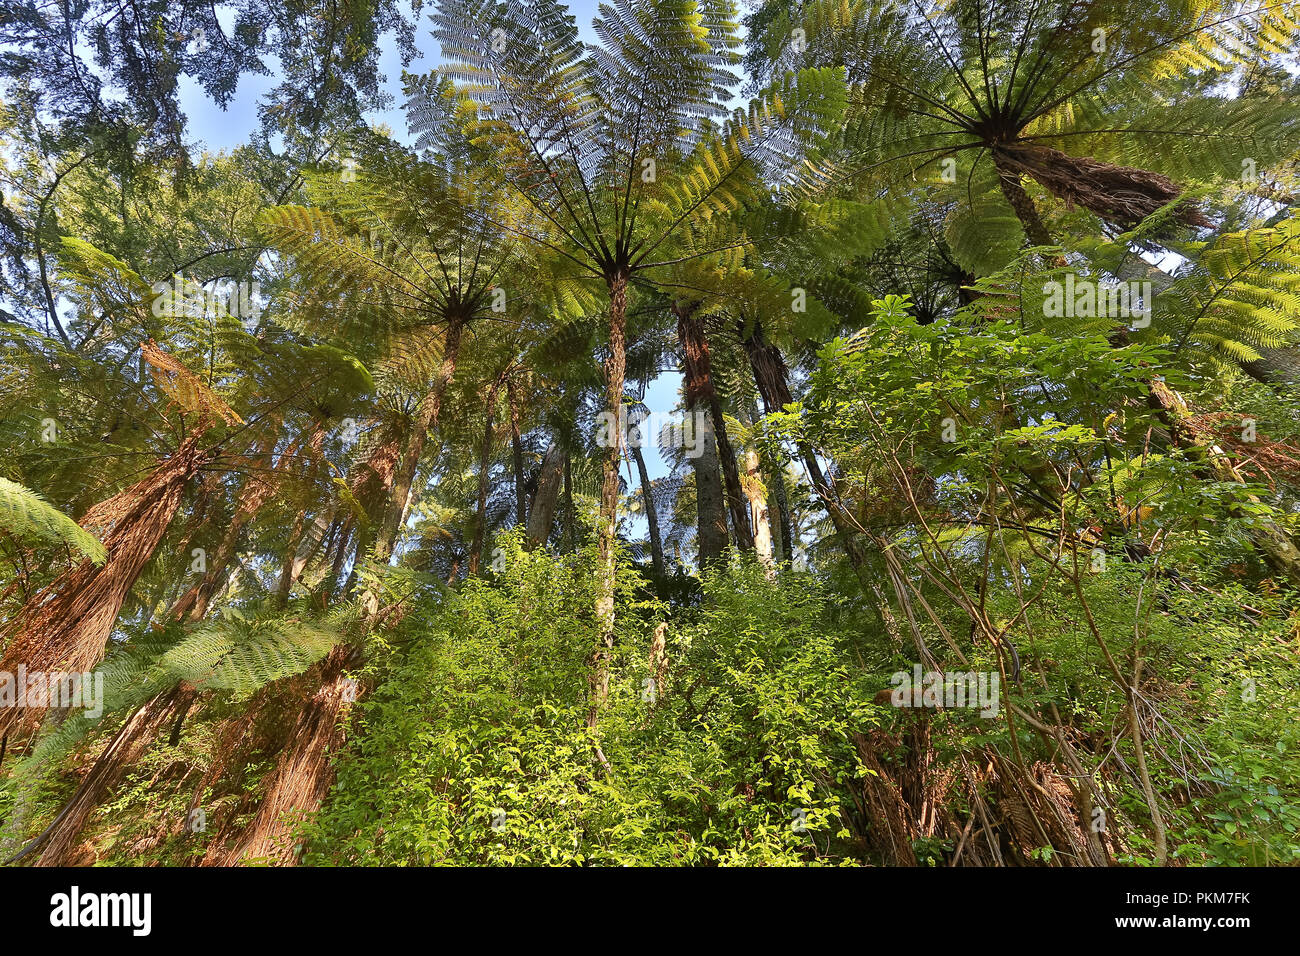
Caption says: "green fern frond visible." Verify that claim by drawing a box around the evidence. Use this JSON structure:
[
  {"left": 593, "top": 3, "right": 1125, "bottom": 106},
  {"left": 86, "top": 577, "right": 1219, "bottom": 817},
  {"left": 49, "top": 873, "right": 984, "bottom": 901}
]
[{"left": 0, "top": 477, "right": 106, "bottom": 564}]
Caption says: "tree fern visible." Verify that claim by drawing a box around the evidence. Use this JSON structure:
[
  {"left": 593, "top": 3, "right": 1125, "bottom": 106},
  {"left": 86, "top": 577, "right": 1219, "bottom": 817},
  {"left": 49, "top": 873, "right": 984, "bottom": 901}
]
[{"left": 0, "top": 477, "right": 107, "bottom": 564}]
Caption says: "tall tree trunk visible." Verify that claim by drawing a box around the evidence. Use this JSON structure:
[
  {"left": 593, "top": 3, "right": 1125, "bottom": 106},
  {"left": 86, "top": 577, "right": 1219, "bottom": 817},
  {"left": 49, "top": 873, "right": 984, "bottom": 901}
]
[
  {"left": 469, "top": 378, "right": 501, "bottom": 575},
  {"left": 370, "top": 315, "right": 464, "bottom": 567},
  {"left": 592, "top": 272, "right": 629, "bottom": 729},
  {"left": 743, "top": 447, "right": 775, "bottom": 570},
  {"left": 675, "top": 302, "right": 754, "bottom": 551},
  {"left": 678, "top": 304, "right": 730, "bottom": 564},
  {"left": 564, "top": 447, "right": 575, "bottom": 551},
  {"left": 28, "top": 684, "right": 195, "bottom": 866},
  {"left": 25, "top": 510, "right": 232, "bottom": 868},
  {"left": 994, "top": 155, "right": 1054, "bottom": 248},
  {"left": 693, "top": 409, "right": 729, "bottom": 565},
  {"left": 507, "top": 376, "right": 527, "bottom": 527},
  {"left": 769, "top": 455, "right": 794, "bottom": 564},
  {"left": 631, "top": 442, "right": 665, "bottom": 575},
  {"left": 742, "top": 322, "right": 903, "bottom": 641},
  {"left": 525, "top": 443, "right": 564, "bottom": 548},
  {"left": 170, "top": 434, "right": 281, "bottom": 622}
]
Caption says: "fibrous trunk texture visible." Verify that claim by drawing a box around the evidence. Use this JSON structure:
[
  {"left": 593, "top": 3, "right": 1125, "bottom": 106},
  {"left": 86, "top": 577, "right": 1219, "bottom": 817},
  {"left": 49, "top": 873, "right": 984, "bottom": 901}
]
[
  {"left": 0, "top": 430, "right": 204, "bottom": 738},
  {"left": 592, "top": 272, "right": 629, "bottom": 727},
  {"left": 371, "top": 315, "right": 464, "bottom": 566},
  {"left": 31, "top": 685, "right": 195, "bottom": 866},
  {"left": 631, "top": 442, "right": 665, "bottom": 575},
  {"left": 994, "top": 142, "right": 1207, "bottom": 229},
  {"left": 204, "top": 644, "right": 354, "bottom": 866},
  {"left": 468, "top": 377, "right": 501, "bottom": 575}
]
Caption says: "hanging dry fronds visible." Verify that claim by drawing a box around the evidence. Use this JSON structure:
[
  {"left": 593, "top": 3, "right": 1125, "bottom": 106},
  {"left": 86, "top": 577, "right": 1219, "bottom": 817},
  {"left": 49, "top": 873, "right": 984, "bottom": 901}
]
[
  {"left": 141, "top": 339, "right": 244, "bottom": 427},
  {"left": 995, "top": 144, "right": 1210, "bottom": 229},
  {"left": 203, "top": 644, "right": 356, "bottom": 866},
  {"left": 32, "top": 685, "right": 195, "bottom": 867}
]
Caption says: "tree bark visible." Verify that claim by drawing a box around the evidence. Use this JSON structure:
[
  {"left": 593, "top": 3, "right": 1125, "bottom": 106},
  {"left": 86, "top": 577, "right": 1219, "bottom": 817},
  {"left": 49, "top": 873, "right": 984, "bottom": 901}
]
[
  {"left": 631, "top": 441, "right": 665, "bottom": 575},
  {"left": 469, "top": 378, "right": 501, "bottom": 575},
  {"left": 371, "top": 315, "right": 464, "bottom": 566},
  {"left": 743, "top": 447, "right": 775, "bottom": 570},
  {"left": 741, "top": 322, "right": 903, "bottom": 640},
  {"left": 675, "top": 302, "right": 754, "bottom": 552},
  {"left": 507, "top": 376, "right": 527, "bottom": 526},
  {"left": 994, "top": 155, "right": 1055, "bottom": 248},
  {"left": 30, "top": 685, "right": 195, "bottom": 866},
  {"left": 564, "top": 447, "right": 575, "bottom": 551},
  {"left": 204, "top": 645, "right": 356, "bottom": 866},
  {"left": 0, "top": 430, "right": 205, "bottom": 738},
  {"left": 525, "top": 443, "right": 565, "bottom": 548},
  {"left": 592, "top": 271, "right": 629, "bottom": 727},
  {"left": 692, "top": 409, "right": 729, "bottom": 566}
]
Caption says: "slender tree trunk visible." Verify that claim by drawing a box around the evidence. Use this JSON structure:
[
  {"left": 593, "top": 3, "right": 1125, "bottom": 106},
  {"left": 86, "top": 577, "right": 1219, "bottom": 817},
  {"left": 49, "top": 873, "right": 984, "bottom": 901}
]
[
  {"left": 564, "top": 448, "right": 575, "bottom": 551},
  {"left": 592, "top": 272, "right": 629, "bottom": 728},
  {"left": 508, "top": 376, "right": 527, "bottom": 526},
  {"left": 994, "top": 154, "right": 1054, "bottom": 248},
  {"left": 525, "top": 443, "right": 564, "bottom": 548},
  {"left": 371, "top": 315, "right": 464, "bottom": 567},
  {"left": 675, "top": 302, "right": 754, "bottom": 551},
  {"left": 742, "top": 323, "right": 903, "bottom": 640},
  {"left": 770, "top": 456, "right": 794, "bottom": 563},
  {"left": 743, "top": 447, "right": 775, "bottom": 570},
  {"left": 469, "top": 379, "right": 501, "bottom": 575},
  {"left": 29, "top": 684, "right": 195, "bottom": 866},
  {"left": 631, "top": 442, "right": 665, "bottom": 575}
]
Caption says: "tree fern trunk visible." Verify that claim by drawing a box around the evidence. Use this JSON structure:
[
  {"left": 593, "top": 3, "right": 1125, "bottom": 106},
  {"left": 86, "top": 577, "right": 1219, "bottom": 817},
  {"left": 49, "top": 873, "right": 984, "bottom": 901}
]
[
  {"left": 743, "top": 447, "right": 775, "bottom": 571},
  {"left": 564, "top": 448, "right": 575, "bottom": 552},
  {"left": 769, "top": 453, "right": 794, "bottom": 564},
  {"left": 691, "top": 410, "right": 730, "bottom": 566},
  {"left": 994, "top": 155, "right": 1054, "bottom": 248},
  {"left": 204, "top": 645, "right": 355, "bottom": 866},
  {"left": 508, "top": 376, "right": 526, "bottom": 526},
  {"left": 468, "top": 378, "right": 501, "bottom": 575},
  {"left": 742, "top": 325, "right": 904, "bottom": 641},
  {"left": 592, "top": 272, "right": 629, "bottom": 728},
  {"left": 371, "top": 315, "right": 464, "bottom": 566},
  {"left": 0, "top": 430, "right": 204, "bottom": 738},
  {"left": 631, "top": 442, "right": 665, "bottom": 575},
  {"left": 525, "top": 443, "right": 564, "bottom": 548},
  {"left": 678, "top": 303, "right": 730, "bottom": 564},
  {"left": 31, "top": 685, "right": 194, "bottom": 867},
  {"left": 676, "top": 302, "right": 754, "bottom": 552}
]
